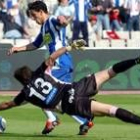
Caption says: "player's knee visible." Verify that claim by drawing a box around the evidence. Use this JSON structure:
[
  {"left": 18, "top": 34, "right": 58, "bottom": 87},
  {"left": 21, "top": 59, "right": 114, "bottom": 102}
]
[
  {"left": 108, "top": 66, "right": 116, "bottom": 78},
  {"left": 109, "top": 106, "right": 118, "bottom": 117}
]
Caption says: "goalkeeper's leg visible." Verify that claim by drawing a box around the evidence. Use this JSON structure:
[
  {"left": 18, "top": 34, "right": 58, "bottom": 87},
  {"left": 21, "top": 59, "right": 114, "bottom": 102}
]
[
  {"left": 95, "top": 56, "right": 140, "bottom": 90},
  {"left": 91, "top": 100, "right": 140, "bottom": 124},
  {"left": 44, "top": 65, "right": 94, "bottom": 135},
  {"left": 72, "top": 115, "right": 94, "bottom": 135},
  {"left": 42, "top": 110, "right": 60, "bottom": 134},
  {"left": 42, "top": 109, "right": 94, "bottom": 135}
]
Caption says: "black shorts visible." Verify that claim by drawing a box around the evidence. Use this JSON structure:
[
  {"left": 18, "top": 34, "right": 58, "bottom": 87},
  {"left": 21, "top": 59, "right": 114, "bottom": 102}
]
[{"left": 62, "top": 74, "right": 97, "bottom": 119}]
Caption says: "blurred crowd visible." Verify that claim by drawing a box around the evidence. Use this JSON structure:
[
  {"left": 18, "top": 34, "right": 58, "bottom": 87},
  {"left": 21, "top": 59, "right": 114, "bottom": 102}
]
[{"left": 0, "top": 0, "right": 140, "bottom": 43}]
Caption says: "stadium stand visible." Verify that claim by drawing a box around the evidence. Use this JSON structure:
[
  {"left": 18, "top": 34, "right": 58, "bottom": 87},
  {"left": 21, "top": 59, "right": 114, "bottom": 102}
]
[
  {"left": 0, "top": 32, "right": 140, "bottom": 48},
  {"left": 14, "top": 39, "right": 31, "bottom": 46},
  {"left": 130, "top": 31, "right": 140, "bottom": 40},
  {"left": 0, "top": 0, "right": 140, "bottom": 48},
  {"left": 115, "top": 31, "right": 130, "bottom": 40},
  {"left": 0, "top": 39, "right": 14, "bottom": 45},
  {"left": 102, "top": 30, "right": 129, "bottom": 40},
  {"left": 94, "top": 40, "right": 110, "bottom": 48},
  {"left": 0, "top": 22, "right": 3, "bottom": 39},
  {"left": 126, "top": 39, "right": 140, "bottom": 48},
  {"left": 110, "top": 40, "right": 126, "bottom": 47}
]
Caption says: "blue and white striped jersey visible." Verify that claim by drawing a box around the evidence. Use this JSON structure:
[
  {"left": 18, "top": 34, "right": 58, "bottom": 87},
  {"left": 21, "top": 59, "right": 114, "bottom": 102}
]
[
  {"left": 69, "top": 0, "right": 93, "bottom": 22},
  {"left": 33, "top": 15, "right": 73, "bottom": 69}
]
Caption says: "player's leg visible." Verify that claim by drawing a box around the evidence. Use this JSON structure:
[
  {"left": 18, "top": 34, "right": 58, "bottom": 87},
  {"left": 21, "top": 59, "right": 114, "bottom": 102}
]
[
  {"left": 42, "top": 109, "right": 60, "bottom": 134},
  {"left": 59, "top": 70, "right": 94, "bottom": 135},
  {"left": 42, "top": 68, "right": 70, "bottom": 134},
  {"left": 71, "top": 115, "right": 93, "bottom": 135},
  {"left": 42, "top": 68, "right": 93, "bottom": 135},
  {"left": 95, "top": 56, "right": 140, "bottom": 90},
  {"left": 52, "top": 68, "right": 94, "bottom": 135},
  {"left": 91, "top": 100, "right": 140, "bottom": 124}
]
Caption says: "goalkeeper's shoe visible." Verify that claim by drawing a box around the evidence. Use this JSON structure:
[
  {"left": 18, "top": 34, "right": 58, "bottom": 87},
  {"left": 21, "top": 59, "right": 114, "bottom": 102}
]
[
  {"left": 42, "top": 119, "right": 60, "bottom": 134},
  {"left": 78, "top": 121, "right": 94, "bottom": 135}
]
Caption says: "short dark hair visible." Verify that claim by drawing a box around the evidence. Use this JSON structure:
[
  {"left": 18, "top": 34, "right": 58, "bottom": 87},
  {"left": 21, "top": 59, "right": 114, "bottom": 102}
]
[
  {"left": 26, "top": 9, "right": 30, "bottom": 17},
  {"left": 14, "top": 66, "right": 32, "bottom": 85},
  {"left": 28, "top": 1, "right": 48, "bottom": 13},
  {"left": 0, "top": 0, "right": 5, "bottom": 3}
]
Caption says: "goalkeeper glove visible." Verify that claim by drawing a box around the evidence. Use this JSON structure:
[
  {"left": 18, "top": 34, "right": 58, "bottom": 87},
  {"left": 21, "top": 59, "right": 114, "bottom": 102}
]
[{"left": 66, "top": 39, "right": 86, "bottom": 51}]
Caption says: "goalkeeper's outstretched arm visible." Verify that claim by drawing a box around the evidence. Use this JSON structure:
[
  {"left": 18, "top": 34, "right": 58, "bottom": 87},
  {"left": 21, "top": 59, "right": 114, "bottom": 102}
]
[
  {"left": 45, "top": 39, "right": 86, "bottom": 67},
  {"left": 0, "top": 101, "right": 17, "bottom": 110},
  {"left": 45, "top": 46, "right": 70, "bottom": 68}
]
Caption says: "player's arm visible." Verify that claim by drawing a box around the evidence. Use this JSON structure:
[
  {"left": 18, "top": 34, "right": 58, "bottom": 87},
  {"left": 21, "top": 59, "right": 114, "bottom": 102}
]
[
  {"left": 45, "top": 39, "right": 86, "bottom": 67},
  {"left": 0, "top": 91, "right": 26, "bottom": 111},
  {"left": 7, "top": 32, "right": 43, "bottom": 55},
  {"left": 44, "top": 47, "right": 70, "bottom": 68},
  {"left": 0, "top": 101, "right": 17, "bottom": 110},
  {"left": 7, "top": 43, "right": 37, "bottom": 55},
  {"left": 45, "top": 47, "right": 69, "bottom": 66}
]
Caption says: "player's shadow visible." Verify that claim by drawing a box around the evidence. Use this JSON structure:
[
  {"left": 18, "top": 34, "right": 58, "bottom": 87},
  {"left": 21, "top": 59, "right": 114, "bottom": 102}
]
[{"left": 0, "top": 133, "right": 76, "bottom": 138}]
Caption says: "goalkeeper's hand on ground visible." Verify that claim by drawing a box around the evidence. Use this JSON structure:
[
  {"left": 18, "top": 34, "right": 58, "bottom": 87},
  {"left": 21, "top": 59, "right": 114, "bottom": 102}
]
[{"left": 66, "top": 39, "right": 86, "bottom": 51}]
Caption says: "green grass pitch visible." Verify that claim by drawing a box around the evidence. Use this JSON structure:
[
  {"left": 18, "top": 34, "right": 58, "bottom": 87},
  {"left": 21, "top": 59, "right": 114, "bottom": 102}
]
[{"left": 0, "top": 94, "right": 140, "bottom": 140}]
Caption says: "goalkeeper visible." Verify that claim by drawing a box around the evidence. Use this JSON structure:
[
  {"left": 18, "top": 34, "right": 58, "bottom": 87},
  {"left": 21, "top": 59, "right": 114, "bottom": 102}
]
[{"left": 2, "top": 39, "right": 140, "bottom": 132}]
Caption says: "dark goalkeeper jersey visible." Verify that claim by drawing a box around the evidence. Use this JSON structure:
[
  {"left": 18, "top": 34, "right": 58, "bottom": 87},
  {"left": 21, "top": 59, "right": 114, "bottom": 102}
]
[{"left": 14, "top": 62, "right": 71, "bottom": 109}]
